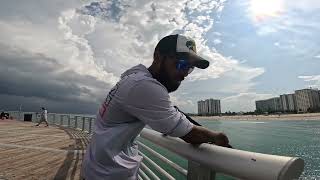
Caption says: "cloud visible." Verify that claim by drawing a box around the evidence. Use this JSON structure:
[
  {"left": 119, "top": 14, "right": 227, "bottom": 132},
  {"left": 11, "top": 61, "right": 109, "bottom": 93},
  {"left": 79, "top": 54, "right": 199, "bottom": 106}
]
[
  {"left": 0, "top": 94, "right": 99, "bottom": 114},
  {"left": 0, "top": 0, "right": 265, "bottom": 113},
  {"left": 274, "top": 42, "right": 280, "bottom": 47},
  {"left": 213, "top": 32, "right": 222, "bottom": 36},
  {"left": 298, "top": 75, "right": 320, "bottom": 88},
  {"left": 170, "top": 95, "right": 196, "bottom": 113},
  {"left": 249, "top": 0, "right": 320, "bottom": 37},
  {"left": 244, "top": 0, "right": 320, "bottom": 60},
  {"left": 284, "top": 0, "right": 320, "bottom": 12},
  {"left": 213, "top": 39, "right": 222, "bottom": 45},
  {"left": 221, "top": 92, "right": 274, "bottom": 112},
  {"left": 0, "top": 44, "right": 110, "bottom": 113},
  {"left": 187, "top": 55, "right": 264, "bottom": 91},
  {"left": 315, "top": 55, "right": 320, "bottom": 59},
  {"left": 256, "top": 26, "right": 278, "bottom": 35},
  {"left": 273, "top": 41, "right": 296, "bottom": 50}
]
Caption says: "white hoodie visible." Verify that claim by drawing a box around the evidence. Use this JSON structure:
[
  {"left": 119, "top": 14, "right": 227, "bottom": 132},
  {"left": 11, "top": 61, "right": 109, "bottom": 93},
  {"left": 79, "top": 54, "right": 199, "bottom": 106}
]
[{"left": 82, "top": 64, "right": 193, "bottom": 180}]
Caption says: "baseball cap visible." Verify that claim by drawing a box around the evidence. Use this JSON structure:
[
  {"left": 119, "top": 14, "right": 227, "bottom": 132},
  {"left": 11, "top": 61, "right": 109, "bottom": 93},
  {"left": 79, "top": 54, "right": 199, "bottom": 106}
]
[{"left": 155, "top": 34, "right": 210, "bottom": 69}]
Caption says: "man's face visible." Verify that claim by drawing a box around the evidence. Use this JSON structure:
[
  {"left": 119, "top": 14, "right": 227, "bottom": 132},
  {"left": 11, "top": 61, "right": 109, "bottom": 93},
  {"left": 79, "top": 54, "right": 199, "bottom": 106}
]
[{"left": 157, "top": 54, "right": 194, "bottom": 93}]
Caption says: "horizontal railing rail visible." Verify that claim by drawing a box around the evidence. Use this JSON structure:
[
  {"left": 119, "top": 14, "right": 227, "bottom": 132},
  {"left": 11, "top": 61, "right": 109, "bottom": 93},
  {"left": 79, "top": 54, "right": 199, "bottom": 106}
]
[
  {"left": 140, "top": 128, "right": 304, "bottom": 180},
  {"left": 7, "top": 111, "right": 304, "bottom": 180}
]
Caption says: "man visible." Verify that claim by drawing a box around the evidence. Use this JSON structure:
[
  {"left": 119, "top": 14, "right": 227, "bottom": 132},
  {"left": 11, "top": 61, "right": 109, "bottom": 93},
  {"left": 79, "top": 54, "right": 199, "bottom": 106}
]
[
  {"left": 35, "top": 107, "right": 49, "bottom": 127},
  {"left": 0, "top": 111, "right": 5, "bottom": 120},
  {"left": 81, "top": 34, "right": 230, "bottom": 180}
]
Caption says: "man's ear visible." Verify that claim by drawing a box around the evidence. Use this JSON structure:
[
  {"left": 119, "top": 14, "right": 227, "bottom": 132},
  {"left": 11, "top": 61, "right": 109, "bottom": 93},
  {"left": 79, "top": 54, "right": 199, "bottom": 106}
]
[
  {"left": 153, "top": 50, "right": 164, "bottom": 66},
  {"left": 154, "top": 50, "right": 161, "bottom": 62}
]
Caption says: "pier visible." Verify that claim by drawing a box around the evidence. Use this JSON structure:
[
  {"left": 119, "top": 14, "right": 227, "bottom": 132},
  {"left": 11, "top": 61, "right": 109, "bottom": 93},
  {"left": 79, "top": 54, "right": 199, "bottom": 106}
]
[{"left": 0, "top": 120, "right": 89, "bottom": 180}]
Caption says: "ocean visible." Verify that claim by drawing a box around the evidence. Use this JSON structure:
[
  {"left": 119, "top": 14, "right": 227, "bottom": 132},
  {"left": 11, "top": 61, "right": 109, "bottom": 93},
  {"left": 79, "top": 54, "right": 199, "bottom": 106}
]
[{"left": 139, "top": 119, "right": 320, "bottom": 180}]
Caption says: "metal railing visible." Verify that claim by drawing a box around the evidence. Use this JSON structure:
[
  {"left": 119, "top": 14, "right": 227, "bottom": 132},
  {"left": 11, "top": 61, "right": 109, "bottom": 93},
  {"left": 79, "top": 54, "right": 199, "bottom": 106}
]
[{"left": 8, "top": 111, "right": 305, "bottom": 180}]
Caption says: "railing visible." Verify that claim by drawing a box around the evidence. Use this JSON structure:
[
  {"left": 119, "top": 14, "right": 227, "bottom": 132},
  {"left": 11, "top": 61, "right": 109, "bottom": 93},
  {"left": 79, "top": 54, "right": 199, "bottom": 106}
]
[
  {"left": 8, "top": 111, "right": 305, "bottom": 180},
  {"left": 7, "top": 111, "right": 95, "bottom": 134}
]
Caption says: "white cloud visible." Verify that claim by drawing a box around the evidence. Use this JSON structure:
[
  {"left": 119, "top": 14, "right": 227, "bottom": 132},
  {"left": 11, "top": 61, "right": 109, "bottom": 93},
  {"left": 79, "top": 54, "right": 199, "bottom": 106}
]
[
  {"left": 221, "top": 92, "right": 274, "bottom": 112},
  {"left": 273, "top": 41, "right": 296, "bottom": 50},
  {"left": 284, "top": 0, "right": 320, "bottom": 12},
  {"left": 298, "top": 75, "right": 320, "bottom": 88},
  {"left": 187, "top": 54, "right": 264, "bottom": 94},
  {"left": 170, "top": 95, "right": 196, "bottom": 113},
  {"left": 213, "top": 39, "right": 222, "bottom": 45},
  {"left": 194, "top": 15, "right": 210, "bottom": 25},
  {"left": 315, "top": 55, "right": 320, "bottom": 59},
  {"left": 256, "top": 26, "right": 277, "bottom": 35},
  {"left": 213, "top": 32, "right": 222, "bottom": 36},
  {"left": 250, "top": 0, "right": 320, "bottom": 37}
]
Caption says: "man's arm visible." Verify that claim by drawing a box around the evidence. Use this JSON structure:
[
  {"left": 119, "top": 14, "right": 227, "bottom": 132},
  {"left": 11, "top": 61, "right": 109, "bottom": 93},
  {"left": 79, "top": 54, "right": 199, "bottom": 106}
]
[{"left": 180, "top": 125, "right": 230, "bottom": 147}]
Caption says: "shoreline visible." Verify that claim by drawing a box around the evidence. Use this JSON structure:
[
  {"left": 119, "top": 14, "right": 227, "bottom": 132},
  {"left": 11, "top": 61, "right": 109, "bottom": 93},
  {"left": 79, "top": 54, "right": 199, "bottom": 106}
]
[{"left": 191, "top": 113, "right": 320, "bottom": 121}]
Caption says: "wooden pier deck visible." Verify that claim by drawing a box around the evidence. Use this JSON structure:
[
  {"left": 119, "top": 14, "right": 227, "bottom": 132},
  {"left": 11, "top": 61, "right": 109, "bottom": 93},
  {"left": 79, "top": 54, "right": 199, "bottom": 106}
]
[{"left": 0, "top": 120, "right": 90, "bottom": 180}]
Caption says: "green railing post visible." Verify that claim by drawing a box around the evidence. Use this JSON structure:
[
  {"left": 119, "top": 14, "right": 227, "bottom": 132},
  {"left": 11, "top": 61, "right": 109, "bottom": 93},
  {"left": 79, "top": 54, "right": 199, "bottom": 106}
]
[{"left": 82, "top": 117, "right": 85, "bottom": 131}]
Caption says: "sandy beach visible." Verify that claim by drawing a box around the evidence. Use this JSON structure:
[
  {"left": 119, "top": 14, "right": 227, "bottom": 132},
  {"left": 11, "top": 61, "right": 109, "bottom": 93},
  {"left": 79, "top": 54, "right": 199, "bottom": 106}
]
[{"left": 192, "top": 113, "right": 320, "bottom": 121}]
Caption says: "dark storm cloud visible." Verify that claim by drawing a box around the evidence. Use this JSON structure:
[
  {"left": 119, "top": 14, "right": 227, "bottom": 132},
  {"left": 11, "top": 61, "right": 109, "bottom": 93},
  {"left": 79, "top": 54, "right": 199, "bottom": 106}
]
[{"left": 0, "top": 44, "right": 111, "bottom": 114}]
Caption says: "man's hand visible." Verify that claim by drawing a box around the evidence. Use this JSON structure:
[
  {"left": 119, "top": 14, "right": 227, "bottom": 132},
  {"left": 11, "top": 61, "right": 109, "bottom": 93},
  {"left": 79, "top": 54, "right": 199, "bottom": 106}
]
[
  {"left": 210, "top": 132, "right": 230, "bottom": 147},
  {"left": 181, "top": 126, "right": 232, "bottom": 148}
]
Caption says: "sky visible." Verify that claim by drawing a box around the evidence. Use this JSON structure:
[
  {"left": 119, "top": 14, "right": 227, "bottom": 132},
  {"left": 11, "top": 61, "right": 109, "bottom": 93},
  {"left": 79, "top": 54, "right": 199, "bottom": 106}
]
[{"left": 0, "top": 0, "right": 319, "bottom": 114}]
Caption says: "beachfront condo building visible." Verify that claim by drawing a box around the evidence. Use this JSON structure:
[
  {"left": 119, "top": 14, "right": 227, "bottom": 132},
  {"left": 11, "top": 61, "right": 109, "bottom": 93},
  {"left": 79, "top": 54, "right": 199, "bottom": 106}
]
[
  {"left": 294, "top": 88, "right": 320, "bottom": 113},
  {"left": 256, "top": 88, "right": 320, "bottom": 113},
  {"left": 198, "top": 99, "right": 221, "bottom": 116},
  {"left": 255, "top": 97, "right": 282, "bottom": 113},
  {"left": 280, "top": 94, "right": 297, "bottom": 112}
]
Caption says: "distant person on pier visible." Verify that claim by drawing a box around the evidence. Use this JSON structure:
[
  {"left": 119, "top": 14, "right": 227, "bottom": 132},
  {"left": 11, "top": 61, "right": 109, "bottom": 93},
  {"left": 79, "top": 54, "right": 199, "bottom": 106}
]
[
  {"left": 35, "top": 107, "right": 49, "bottom": 127},
  {"left": 1, "top": 111, "right": 5, "bottom": 120},
  {"left": 81, "top": 34, "right": 231, "bottom": 180}
]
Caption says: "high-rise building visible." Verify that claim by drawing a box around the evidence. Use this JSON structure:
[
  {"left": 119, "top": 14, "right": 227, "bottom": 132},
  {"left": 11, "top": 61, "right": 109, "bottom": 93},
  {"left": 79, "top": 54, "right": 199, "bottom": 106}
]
[
  {"left": 280, "top": 94, "right": 296, "bottom": 112},
  {"left": 256, "top": 100, "right": 268, "bottom": 112},
  {"left": 295, "top": 88, "right": 320, "bottom": 112},
  {"left": 198, "top": 99, "right": 221, "bottom": 115},
  {"left": 255, "top": 97, "right": 282, "bottom": 113},
  {"left": 256, "top": 88, "right": 320, "bottom": 113},
  {"left": 280, "top": 94, "right": 288, "bottom": 111},
  {"left": 287, "top": 94, "right": 297, "bottom": 112}
]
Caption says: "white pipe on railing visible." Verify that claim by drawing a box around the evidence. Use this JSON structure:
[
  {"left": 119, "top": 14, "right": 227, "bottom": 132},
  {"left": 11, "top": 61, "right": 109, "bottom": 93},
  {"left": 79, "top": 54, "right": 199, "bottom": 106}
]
[
  {"left": 140, "top": 162, "right": 160, "bottom": 180},
  {"left": 140, "top": 128, "right": 304, "bottom": 180},
  {"left": 138, "top": 141, "right": 187, "bottom": 176},
  {"left": 139, "top": 151, "right": 175, "bottom": 180},
  {"left": 138, "top": 169, "right": 151, "bottom": 180},
  {"left": 137, "top": 175, "right": 142, "bottom": 180}
]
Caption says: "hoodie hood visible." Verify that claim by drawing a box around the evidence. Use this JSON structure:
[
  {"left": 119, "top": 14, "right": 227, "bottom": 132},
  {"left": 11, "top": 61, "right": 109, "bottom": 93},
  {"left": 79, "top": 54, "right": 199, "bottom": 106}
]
[{"left": 120, "top": 64, "right": 151, "bottom": 79}]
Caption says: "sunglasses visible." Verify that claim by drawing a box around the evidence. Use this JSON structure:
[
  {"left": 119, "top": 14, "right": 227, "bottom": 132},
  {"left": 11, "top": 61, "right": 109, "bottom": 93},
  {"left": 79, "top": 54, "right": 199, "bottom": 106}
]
[{"left": 176, "top": 59, "right": 194, "bottom": 74}]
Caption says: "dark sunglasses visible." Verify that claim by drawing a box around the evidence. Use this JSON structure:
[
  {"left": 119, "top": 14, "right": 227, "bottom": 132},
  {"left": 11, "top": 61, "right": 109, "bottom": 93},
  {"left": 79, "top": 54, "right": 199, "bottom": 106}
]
[{"left": 176, "top": 59, "right": 194, "bottom": 74}]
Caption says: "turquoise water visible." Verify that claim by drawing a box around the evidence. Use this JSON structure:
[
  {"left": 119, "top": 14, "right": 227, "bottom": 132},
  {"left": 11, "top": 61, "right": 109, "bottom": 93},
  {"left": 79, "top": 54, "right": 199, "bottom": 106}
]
[{"left": 140, "top": 119, "right": 320, "bottom": 180}]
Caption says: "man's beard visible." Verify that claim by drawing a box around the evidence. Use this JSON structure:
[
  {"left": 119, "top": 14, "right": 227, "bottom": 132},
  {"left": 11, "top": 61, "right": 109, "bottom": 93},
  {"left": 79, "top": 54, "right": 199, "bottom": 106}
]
[{"left": 156, "top": 62, "right": 180, "bottom": 93}]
